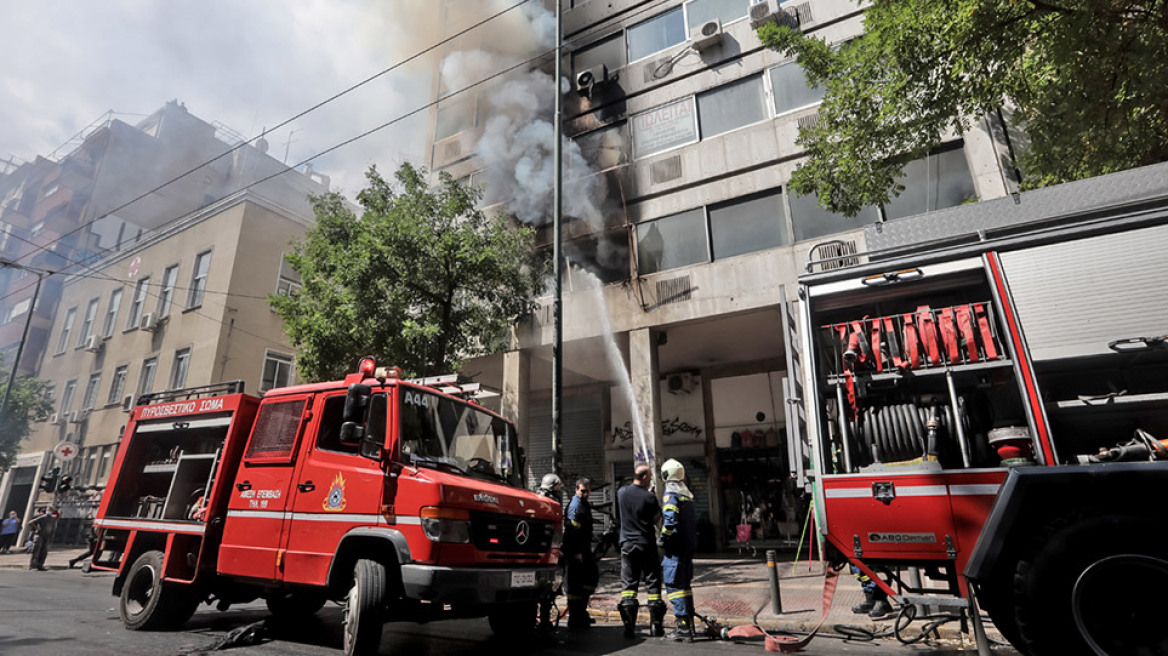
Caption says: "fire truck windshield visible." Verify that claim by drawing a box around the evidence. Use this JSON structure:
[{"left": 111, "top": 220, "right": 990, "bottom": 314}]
[{"left": 399, "top": 386, "right": 521, "bottom": 488}]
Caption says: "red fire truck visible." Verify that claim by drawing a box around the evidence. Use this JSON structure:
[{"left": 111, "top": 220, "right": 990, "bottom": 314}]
[
  {"left": 91, "top": 359, "right": 560, "bottom": 656},
  {"left": 785, "top": 213, "right": 1168, "bottom": 655}
]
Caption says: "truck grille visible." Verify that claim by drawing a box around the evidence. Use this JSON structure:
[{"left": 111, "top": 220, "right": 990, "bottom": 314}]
[{"left": 470, "top": 512, "right": 553, "bottom": 554}]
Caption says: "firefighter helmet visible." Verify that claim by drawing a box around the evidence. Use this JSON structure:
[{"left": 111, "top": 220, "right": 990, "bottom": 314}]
[
  {"left": 661, "top": 458, "right": 685, "bottom": 482},
  {"left": 540, "top": 473, "right": 563, "bottom": 493}
]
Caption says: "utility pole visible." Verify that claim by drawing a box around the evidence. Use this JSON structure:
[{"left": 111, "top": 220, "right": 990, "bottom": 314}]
[
  {"left": 551, "top": 0, "right": 564, "bottom": 480},
  {"left": 0, "top": 262, "right": 44, "bottom": 429}
]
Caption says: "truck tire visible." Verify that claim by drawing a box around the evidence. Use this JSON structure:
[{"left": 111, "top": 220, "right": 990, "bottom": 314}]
[
  {"left": 266, "top": 590, "right": 328, "bottom": 617},
  {"left": 119, "top": 550, "right": 199, "bottom": 631},
  {"left": 487, "top": 601, "right": 536, "bottom": 638},
  {"left": 342, "top": 559, "right": 386, "bottom": 656},
  {"left": 1012, "top": 516, "right": 1167, "bottom": 656}
]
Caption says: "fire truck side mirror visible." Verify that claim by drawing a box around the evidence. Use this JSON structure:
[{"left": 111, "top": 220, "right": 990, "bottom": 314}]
[
  {"left": 339, "top": 422, "right": 365, "bottom": 445},
  {"left": 340, "top": 383, "right": 373, "bottom": 446}
]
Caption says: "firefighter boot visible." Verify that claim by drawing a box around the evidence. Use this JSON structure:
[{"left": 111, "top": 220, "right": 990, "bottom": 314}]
[
  {"left": 648, "top": 600, "right": 668, "bottom": 637},
  {"left": 851, "top": 589, "right": 876, "bottom": 615},
  {"left": 666, "top": 617, "right": 695, "bottom": 642},
  {"left": 567, "top": 600, "right": 591, "bottom": 630},
  {"left": 618, "top": 600, "right": 639, "bottom": 638},
  {"left": 868, "top": 596, "right": 893, "bottom": 618}
]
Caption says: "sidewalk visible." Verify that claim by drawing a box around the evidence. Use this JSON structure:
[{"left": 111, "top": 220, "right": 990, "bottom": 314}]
[{"left": 0, "top": 545, "right": 79, "bottom": 571}]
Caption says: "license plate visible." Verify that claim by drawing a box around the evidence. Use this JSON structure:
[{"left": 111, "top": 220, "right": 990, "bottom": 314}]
[{"left": 511, "top": 571, "right": 536, "bottom": 588}]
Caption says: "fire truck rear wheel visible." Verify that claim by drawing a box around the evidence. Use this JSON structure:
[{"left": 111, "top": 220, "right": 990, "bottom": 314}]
[
  {"left": 266, "top": 590, "right": 328, "bottom": 617},
  {"left": 1012, "top": 516, "right": 1165, "bottom": 656},
  {"left": 119, "top": 549, "right": 198, "bottom": 631},
  {"left": 343, "top": 559, "right": 387, "bottom": 656},
  {"left": 487, "top": 601, "right": 537, "bottom": 638}
]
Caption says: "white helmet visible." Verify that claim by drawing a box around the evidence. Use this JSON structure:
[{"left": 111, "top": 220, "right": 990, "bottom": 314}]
[
  {"left": 661, "top": 458, "right": 685, "bottom": 482},
  {"left": 540, "top": 473, "right": 563, "bottom": 493}
]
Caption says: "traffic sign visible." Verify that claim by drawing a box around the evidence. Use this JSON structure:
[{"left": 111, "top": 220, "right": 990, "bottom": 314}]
[{"left": 53, "top": 441, "right": 78, "bottom": 461}]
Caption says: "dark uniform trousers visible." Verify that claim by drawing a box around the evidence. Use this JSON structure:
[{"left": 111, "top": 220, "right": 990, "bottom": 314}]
[{"left": 620, "top": 542, "right": 663, "bottom": 605}]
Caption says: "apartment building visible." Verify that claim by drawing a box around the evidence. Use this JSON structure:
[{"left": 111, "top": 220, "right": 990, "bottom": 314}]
[{"left": 425, "top": 0, "right": 1015, "bottom": 549}]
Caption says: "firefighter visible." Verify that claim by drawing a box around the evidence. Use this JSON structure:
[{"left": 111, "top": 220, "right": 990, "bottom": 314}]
[
  {"left": 850, "top": 565, "right": 892, "bottom": 617},
  {"left": 617, "top": 464, "right": 666, "bottom": 637},
  {"left": 659, "top": 459, "right": 698, "bottom": 642},
  {"left": 564, "top": 478, "right": 599, "bottom": 629},
  {"left": 537, "top": 473, "right": 564, "bottom": 632}
]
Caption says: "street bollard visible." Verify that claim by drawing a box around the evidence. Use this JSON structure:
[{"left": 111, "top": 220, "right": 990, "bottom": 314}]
[{"left": 767, "top": 549, "right": 783, "bottom": 614}]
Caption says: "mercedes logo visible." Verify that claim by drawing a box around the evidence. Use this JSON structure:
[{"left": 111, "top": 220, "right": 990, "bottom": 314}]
[{"left": 515, "top": 520, "right": 530, "bottom": 545}]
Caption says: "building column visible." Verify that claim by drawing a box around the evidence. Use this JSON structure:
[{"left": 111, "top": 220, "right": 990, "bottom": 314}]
[
  {"left": 501, "top": 349, "right": 531, "bottom": 478},
  {"left": 629, "top": 328, "right": 663, "bottom": 494}
]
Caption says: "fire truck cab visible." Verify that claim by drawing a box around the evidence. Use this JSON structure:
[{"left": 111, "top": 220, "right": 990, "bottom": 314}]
[
  {"left": 787, "top": 212, "right": 1168, "bottom": 655},
  {"left": 92, "top": 360, "right": 560, "bottom": 656}
]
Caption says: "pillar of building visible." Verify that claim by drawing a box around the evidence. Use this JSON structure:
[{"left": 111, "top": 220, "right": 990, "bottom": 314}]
[
  {"left": 501, "top": 349, "right": 531, "bottom": 476},
  {"left": 629, "top": 328, "right": 664, "bottom": 494}
]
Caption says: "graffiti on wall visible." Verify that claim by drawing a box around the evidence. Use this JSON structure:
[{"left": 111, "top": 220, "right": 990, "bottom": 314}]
[{"left": 613, "top": 416, "right": 703, "bottom": 446}]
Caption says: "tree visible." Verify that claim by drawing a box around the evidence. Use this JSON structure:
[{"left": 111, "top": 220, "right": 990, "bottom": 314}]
[
  {"left": 0, "top": 358, "right": 55, "bottom": 470},
  {"left": 270, "top": 162, "right": 544, "bottom": 382},
  {"left": 759, "top": 1, "right": 1168, "bottom": 217}
]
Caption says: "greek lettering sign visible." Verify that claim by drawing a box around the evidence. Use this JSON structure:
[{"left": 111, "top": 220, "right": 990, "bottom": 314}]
[{"left": 632, "top": 97, "right": 697, "bottom": 158}]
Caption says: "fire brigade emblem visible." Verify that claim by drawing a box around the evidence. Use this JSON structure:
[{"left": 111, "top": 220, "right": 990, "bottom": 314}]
[{"left": 323, "top": 472, "right": 347, "bottom": 512}]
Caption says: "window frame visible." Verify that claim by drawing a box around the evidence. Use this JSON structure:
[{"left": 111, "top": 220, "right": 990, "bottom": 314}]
[
  {"left": 107, "top": 364, "right": 129, "bottom": 405},
  {"left": 138, "top": 357, "right": 158, "bottom": 396},
  {"left": 169, "top": 347, "right": 191, "bottom": 390},
  {"left": 260, "top": 351, "right": 295, "bottom": 392},
  {"left": 102, "top": 288, "right": 123, "bottom": 339},
  {"left": 187, "top": 250, "right": 212, "bottom": 309},
  {"left": 60, "top": 380, "right": 77, "bottom": 415},
  {"left": 57, "top": 307, "right": 77, "bottom": 354},
  {"left": 82, "top": 372, "right": 102, "bottom": 410},
  {"left": 696, "top": 72, "right": 770, "bottom": 141},
  {"left": 626, "top": 5, "right": 687, "bottom": 65},
  {"left": 126, "top": 276, "right": 150, "bottom": 330},
  {"left": 157, "top": 264, "right": 179, "bottom": 318},
  {"left": 78, "top": 298, "right": 99, "bottom": 345}
]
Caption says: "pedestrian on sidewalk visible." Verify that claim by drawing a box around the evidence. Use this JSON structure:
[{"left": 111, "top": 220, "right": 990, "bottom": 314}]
[
  {"left": 659, "top": 459, "right": 698, "bottom": 642},
  {"left": 26, "top": 506, "right": 58, "bottom": 571},
  {"left": 564, "top": 478, "right": 599, "bottom": 630},
  {"left": 617, "top": 464, "right": 666, "bottom": 637},
  {"left": 69, "top": 524, "right": 98, "bottom": 570},
  {"left": 0, "top": 510, "right": 20, "bottom": 554},
  {"left": 536, "top": 473, "right": 564, "bottom": 632}
]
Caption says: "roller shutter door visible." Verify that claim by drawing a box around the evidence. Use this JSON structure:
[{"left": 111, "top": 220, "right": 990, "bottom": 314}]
[{"left": 526, "top": 395, "right": 604, "bottom": 494}]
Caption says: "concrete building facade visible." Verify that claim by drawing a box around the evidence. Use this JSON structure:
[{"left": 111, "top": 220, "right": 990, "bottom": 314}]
[{"left": 426, "top": 0, "right": 1015, "bottom": 550}]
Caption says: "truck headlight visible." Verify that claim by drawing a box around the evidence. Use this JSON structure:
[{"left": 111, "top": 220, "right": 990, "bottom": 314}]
[{"left": 420, "top": 507, "right": 472, "bottom": 543}]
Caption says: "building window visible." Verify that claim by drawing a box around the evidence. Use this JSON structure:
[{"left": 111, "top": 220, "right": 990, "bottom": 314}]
[
  {"left": 107, "top": 365, "right": 129, "bottom": 405},
  {"left": 187, "top": 251, "right": 211, "bottom": 308},
  {"left": 434, "top": 97, "right": 476, "bottom": 142},
  {"left": 788, "top": 193, "right": 875, "bottom": 242},
  {"left": 631, "top": 97, "right": 698, "bottom": 158},
  {"left": 882, "top": 145, "right": 977, "bottom": 221},
  {"left": 685, "top": 0, "right": 752, "bottom": 29},
  {"left": 60, "top": 380, "right": 77, "bottom": 415},
  {"left": 769, "top": 62, "right": 825, "bottom": 116},
  {"left": 102, "top": 288, "right": 123, "bottom": 338},
  {"left": 78, "top": 298, "right": 99, "bottom": 344},
  {"left": 636, "top": 208, "right": 709, "bottom": 275},
  {"left": 627, "top": 6, "right": 686, "bottom": 63},
  {"left": 261, "top": 352, "right": 295, "bottom": 391},
  {"left": 157, "top": 265, "right": 178, "bottom": 317},
  {"left": 709, "top": 191, "right": 789, "bottom": 260},
  {"left": 56, "top": 307, "right": 77, "bottom": 354},
  {"left": 170, "top": 348, "right": 191, "bottom": 389},
  {"left": 572, "top": 32, "right": 626, "bottom": 78},
  {"left": 81, "top": 448, "right": 99, "bottom": 485},
  {"left": 82, "top": 373, "right": 102, "bottom": 410},
  {"left": 127, "top": 277, "right": 149, "bottom": 329},
  {"left": 276, "top": 276, "right": 301, "bottom": 297},
  {"left": 573, "top": 124, "right": 630, "bottom": 174},
  {"left": 697, "top": 74, "right": 767, "bottom": 139},
  {"left": 97, "top": 446, "right": 113, "bottom": 484},
  {"left": 139, "top": 357, "right": 158, "bottom": 396}
]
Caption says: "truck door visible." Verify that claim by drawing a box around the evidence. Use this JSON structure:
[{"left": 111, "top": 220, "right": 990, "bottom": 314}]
[
  {"left": 217, "top": 394, "right": 312, "bottom": 581},
  {"left": 281, "top": 391, "right": 393, "bottom": 586}
]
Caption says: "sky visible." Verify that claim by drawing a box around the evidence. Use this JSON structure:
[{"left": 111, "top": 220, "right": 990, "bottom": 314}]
[{"left": 0, "top": 0, "right": 444, "bottom": 198}]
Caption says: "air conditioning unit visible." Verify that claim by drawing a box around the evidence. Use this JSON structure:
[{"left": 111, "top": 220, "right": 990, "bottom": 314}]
[
  {"left": 48, "top": 413, "right": 59, "bottom": 424},
  {"left": 69, "top": 410, "right": 89, "bottom": 424},
  {"left": 666, "top": 373, "right": 693, "bottom": 395},
  {"left": 691, "top": 19, "right": 724, "bottom": 52},
  {"left": 140, "top": 312, "right": 158, "bottom": 332},
  {"left": 83, "top": 335, "right": 101, "bottom": 353},
  {"left": 122, "top": 395, "right": 135, "bottom": 412},
  {"left": 749, "top": 0, "right": 799, "bottom": 30},
  {"left": 574, "top": 64, "right": 609, "bottom": 97}
]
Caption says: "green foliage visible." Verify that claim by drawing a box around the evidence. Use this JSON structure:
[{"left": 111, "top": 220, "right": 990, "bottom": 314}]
[
  {"left": 758, "top": 1, "right": 1168, "bottom": 216},
  {"left": 0, "top": 357, "right": 55, "bottom": 470},
  {"left": 270, "top": 163, "right": 543, "bottom": 382}
]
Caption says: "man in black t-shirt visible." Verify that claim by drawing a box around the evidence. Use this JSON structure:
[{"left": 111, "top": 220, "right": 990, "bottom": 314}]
[{"left": 616, "top": 464, "right": 665, "bottom": 637}]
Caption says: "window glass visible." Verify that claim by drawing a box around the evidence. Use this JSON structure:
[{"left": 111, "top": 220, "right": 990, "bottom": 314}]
[
  {"left": 127, "top": 277, "right": 149, "bottom": 328},
  {"left": 709, "top": 191, "right": 788, "bottom": 259},
  {"left": 627, "top": 7, "right": 686, "bottom": 62},
  {"left": 314, "top": 395, "right": 354, "bottom": 453},
  {"left": 261, "top": 352, "right": 294, "bottom": 390},
  {"left": 79, "top": 298, "right": 99, "bottom": 344},
  {"left": 573, "top": 124, "right": 629, "bottom": 173},
  {"left": 170, "top": 348, "right": 191, "bottom": 389},
  {"left": 57, "top": 307, "right": 77, "bottom": 353},
  {"left": 399, "top": 386, "right": 520, "bottom": 487},
  {"left": 107, "top": 365, "right": 128, "bottom": 405},
  {"left": 565, "top": 232, "right": 630, "bottom": 284},
  {"left": 97, "top": 446, "right": 113, "bottom": 483},
  {"left": 60, "top": 380, "right": 77, "bottom": 415},
  {"left": 572, "top": 32, "right": 626, "bottom": 77},
  {"left": 245, "top": 399, "right": 306, "bottom": 460},
  {"left": 636, "top": 208, "right": 708, "bottom": 275},
  {"left": 188, "top": 251, "right": 211, "bottom": 308},
  {"left": 769, "top": 62, "right": 825, "bottom": 116},
  {"left": 631, "top": 97, "right": 698, "bottom": 158},
  {"left": 434, "top": 97, "right": 476, "bottom": 142},
  {"left": 157, "top": 265, "right": 178, "bottom": 317},
  {"left": 883, "top": 146, "right": 977, "bottom": 221},
  {"left": 82, "top": 373, "right": 101, "bottom": 410},
  {"left": 698, "top": 74, "right": 767, "bottom": 138},
  {"left": 685, "top": 0, "right": 751, "bottom": 29},
  {"left": 789, "top": 193, "right": 874, "bottom": 242},
  {"left": 102, "top": 289, "right": 122, "bottom": 338},
  {"left": 138, "top": 357, "right": 157, "bottom": 396}
]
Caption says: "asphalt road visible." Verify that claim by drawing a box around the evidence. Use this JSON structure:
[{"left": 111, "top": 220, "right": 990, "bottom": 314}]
[{"left": 0, "top": 569, "right": 1016, "bottom": 656}]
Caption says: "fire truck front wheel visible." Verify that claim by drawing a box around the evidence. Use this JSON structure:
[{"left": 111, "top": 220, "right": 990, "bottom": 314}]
[
  {"left": 343, "top": 559, "right": 387, "bottom": 656},
  {"left": 119, "top": 549, "right": 199, "bottom": 631},
  {"left": 1013, "top": 516, "right": 1166, "bottom": 656}
]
